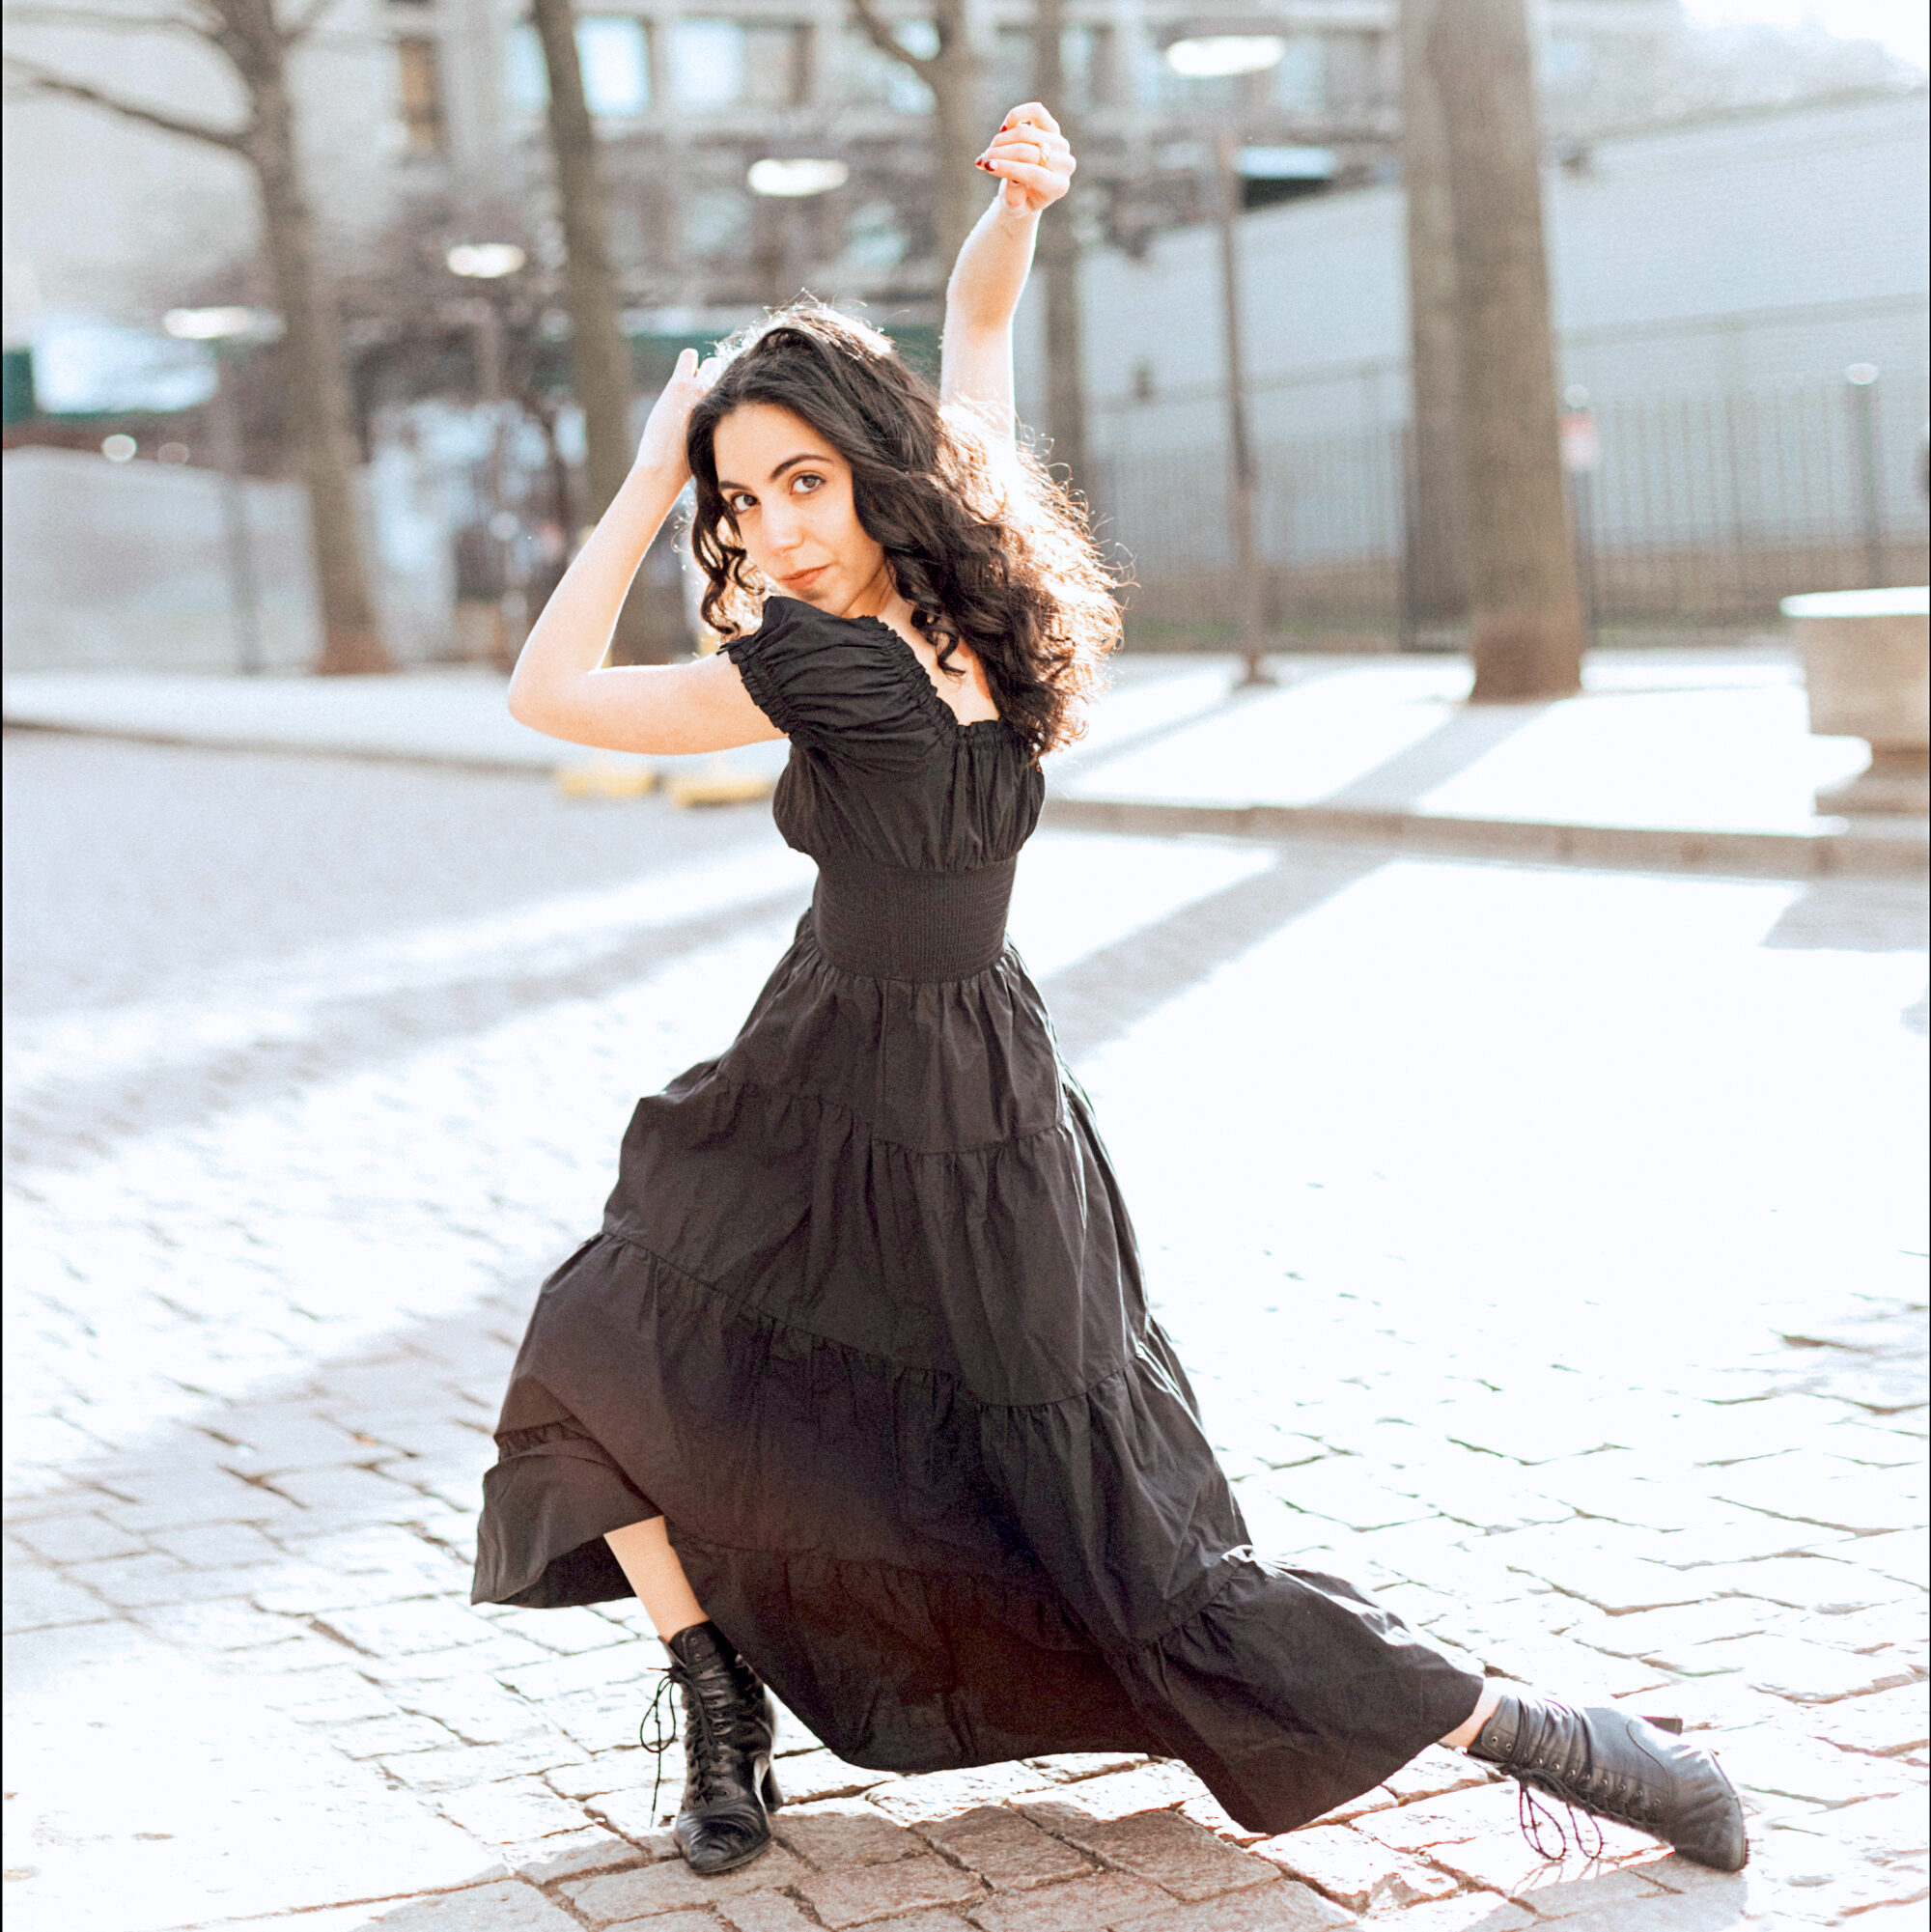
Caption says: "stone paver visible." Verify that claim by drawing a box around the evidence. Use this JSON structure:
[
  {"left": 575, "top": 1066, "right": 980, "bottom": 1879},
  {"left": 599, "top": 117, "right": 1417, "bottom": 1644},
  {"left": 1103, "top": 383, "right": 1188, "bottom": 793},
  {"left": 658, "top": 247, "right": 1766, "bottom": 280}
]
[{"left": 3, "top": 733, "right": 1924, "bottom": 1931}]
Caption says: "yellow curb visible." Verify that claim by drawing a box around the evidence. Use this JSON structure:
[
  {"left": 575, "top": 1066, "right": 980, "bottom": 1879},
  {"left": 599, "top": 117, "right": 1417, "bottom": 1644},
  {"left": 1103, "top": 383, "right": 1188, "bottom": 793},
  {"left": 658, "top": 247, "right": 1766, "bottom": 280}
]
[{"left": 554, "top": 756, "right": 656, "bottom": 799}]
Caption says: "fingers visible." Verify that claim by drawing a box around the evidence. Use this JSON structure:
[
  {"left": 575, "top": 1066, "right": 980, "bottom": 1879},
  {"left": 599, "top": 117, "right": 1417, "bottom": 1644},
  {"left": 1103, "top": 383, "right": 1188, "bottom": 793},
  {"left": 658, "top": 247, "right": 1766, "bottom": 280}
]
[
  {"left": 974, "top": 121, "right": 1075, "bottom": 203},
  {"left": 998, "top": 100, "right": 1060, "bottom": 138},
  {"left": 979, "top": 124, "right": 1071, "bottom": 168},
  {"left": 982, "top": 158, "right": 1070, "bottom": 201},
  {"left": 671, "top": 348, "right": 723, "bottom": 396}
]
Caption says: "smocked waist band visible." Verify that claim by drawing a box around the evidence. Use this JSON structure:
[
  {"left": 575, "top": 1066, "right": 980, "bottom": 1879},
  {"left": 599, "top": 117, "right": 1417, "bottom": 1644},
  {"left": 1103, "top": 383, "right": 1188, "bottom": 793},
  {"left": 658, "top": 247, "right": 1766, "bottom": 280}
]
[{"left": 811, "top": 856, "right": 1017, "bottom": 981}]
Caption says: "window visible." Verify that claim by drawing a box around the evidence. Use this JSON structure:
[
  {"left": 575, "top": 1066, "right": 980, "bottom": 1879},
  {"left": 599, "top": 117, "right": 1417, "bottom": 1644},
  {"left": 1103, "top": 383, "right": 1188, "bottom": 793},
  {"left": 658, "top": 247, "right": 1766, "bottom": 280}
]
[
  {"left": 1134, "top": 34, "right": 1239, "bottom": 111},
  {"left": 1063, "top": 26, "right": 1112, "bottom": 111},
  {"left": 684, "top": 185, "right": 751, "bottom": 256},
  {"left": 578, "top": 16, "right": 650, "bottom": 114},
  {"left": 507, "top": 16, "right": 650, "bottom": 117},
  {"left": 666, "top": 18, "right": 804, "bottom": 108},
  {"left": 1274, "top": 35, "right": 1324, "bottom": 114},
  {"left": 837, "top": 20, "right": 935, "bottom": 113},
  {"left": 507, "top": 23, "right": 546, "bottom": 112},
  {"left": 986, "top": 23, "right": 1110, "bottom": 111},
  {"left": 842, "top": 200, "right": 908, "bottom": 273},
  {"left": 991, "top": 25, "right": 1031, "bottom": 107},
  {"left": 1543, "top": 35, "right": 1593, "bottom": 87},
  {"left": 396, "top": 37, "right": 447, "bottom": 154},
  {"left": 668, "top": 19, "right": 742, "bottom": 108},
  {"left": 742, "top": 24, "right": 807, "bottom": 108},
  {"left": 1321, "top": 31, "right": 1385, "bottom": 113}
]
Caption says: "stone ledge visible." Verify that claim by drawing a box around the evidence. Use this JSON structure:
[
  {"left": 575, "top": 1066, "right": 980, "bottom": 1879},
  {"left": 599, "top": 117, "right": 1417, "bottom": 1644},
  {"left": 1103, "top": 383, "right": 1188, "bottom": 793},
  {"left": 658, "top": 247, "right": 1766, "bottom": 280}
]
[{"left": 1041, "top": 797, "right": 1928, "bottom": 879}]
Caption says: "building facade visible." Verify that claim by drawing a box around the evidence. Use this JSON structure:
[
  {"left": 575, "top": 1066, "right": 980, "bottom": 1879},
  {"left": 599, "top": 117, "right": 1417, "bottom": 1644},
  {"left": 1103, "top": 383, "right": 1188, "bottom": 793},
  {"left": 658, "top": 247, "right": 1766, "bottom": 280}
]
[{"left": 5, "top": 0, "right": 1685, "bottom": 340}]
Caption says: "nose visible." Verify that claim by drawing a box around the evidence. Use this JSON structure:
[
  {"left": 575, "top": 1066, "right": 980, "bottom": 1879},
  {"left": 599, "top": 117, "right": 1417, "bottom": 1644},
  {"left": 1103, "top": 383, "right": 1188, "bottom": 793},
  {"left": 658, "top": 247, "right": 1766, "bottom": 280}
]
[{"left": 762, "top": 499, "right": 805, "bottom": 558}]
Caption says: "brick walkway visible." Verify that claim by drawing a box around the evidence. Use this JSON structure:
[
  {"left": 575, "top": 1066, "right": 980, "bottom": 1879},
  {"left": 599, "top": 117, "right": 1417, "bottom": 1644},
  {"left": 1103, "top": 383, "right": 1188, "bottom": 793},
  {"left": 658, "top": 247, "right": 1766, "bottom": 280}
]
[{"left": 4, "top": 736, "right": 1925, "bottom": 1932}]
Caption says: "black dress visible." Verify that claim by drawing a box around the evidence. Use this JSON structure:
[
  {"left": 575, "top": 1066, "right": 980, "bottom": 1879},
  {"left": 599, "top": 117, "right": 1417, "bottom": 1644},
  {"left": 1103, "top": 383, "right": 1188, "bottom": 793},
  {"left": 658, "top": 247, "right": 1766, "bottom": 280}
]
[{"left": 472, "top": 599, "right": 1482, "bottom": 1834}]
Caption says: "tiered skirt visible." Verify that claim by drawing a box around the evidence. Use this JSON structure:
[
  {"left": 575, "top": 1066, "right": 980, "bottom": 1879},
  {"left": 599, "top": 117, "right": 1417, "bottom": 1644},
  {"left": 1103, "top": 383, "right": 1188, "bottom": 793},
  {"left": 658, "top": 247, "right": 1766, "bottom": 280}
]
[{"left": 473, "top": 915, "right": 1481, "bottom": 1833}]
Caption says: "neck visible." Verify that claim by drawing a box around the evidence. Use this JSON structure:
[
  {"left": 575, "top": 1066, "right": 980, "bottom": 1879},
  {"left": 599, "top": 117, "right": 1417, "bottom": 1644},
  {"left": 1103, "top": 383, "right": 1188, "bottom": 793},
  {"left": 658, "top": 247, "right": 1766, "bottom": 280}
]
[{"left": 840, "top": 562, "right": 906, "bottom": 628}]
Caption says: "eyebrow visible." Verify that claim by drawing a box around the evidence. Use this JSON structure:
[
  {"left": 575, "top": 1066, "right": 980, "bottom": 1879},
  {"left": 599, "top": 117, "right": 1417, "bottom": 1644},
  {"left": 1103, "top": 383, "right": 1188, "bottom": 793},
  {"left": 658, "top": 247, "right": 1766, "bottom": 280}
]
[{"left": 716, "top": 451, "right": 834, "bottom": 491}]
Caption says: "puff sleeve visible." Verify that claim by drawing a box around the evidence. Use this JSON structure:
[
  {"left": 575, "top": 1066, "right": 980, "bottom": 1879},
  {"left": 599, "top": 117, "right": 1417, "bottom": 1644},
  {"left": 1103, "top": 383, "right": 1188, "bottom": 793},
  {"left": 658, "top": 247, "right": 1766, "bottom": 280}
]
[{"left": 724, "top": 598, "right": 946, "bottom": 773}]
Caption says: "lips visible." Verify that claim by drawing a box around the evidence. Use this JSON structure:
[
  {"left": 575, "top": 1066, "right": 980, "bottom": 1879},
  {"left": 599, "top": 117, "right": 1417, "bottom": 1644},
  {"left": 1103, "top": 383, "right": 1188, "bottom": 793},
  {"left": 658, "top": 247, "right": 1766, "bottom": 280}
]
[{"left": 781, "top": 566, "right": 827, "bottom": 591}]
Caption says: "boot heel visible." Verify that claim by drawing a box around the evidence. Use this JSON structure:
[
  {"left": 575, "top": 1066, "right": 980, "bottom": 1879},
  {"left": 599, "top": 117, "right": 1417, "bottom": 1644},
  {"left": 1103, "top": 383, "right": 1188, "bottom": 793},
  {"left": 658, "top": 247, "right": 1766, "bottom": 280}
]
[{"left": 761, "top": 1760, "right": 784, "bottom": 1812}]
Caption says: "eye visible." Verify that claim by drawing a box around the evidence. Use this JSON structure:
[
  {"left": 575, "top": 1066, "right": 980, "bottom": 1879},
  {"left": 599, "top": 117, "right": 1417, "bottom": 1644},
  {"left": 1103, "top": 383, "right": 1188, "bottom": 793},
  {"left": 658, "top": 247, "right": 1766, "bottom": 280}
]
[
  {"left": 790, "top": 471, "right": 825, "bottom": 496},
  {"left": 724, "top": 490, "right": 757, "bottom": 515}
]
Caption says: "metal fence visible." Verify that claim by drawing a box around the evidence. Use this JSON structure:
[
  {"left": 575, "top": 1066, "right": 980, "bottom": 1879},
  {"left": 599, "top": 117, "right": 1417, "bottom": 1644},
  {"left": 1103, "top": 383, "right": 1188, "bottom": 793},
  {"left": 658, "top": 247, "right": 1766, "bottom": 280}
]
[{"left": 1092, "top": 374, "right": 1931, "bottom": 643}]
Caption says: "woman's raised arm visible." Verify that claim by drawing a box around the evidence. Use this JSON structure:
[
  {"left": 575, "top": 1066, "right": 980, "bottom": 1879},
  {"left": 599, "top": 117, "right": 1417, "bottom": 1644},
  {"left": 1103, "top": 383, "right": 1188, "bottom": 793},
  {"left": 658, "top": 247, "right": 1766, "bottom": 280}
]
[
  {"left": 505, "top": 349, "right": 782, "bottom": 755},
  {"left": 939, "top": 101, "right": 1075, "bottom": 447}
]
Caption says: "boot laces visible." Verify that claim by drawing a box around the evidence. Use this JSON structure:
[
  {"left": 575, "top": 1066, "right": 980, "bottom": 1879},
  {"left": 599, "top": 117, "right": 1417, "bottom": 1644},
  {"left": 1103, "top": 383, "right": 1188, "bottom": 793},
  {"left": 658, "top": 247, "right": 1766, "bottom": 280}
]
[
  {"left": 637, "top": 1664, "right": 687, "bottom": 1825},
  {"left": 1512, "top": 1777, "right": 1607, "bottom": 1863},
  {"left": 1501, "top": 1697, "right": 1666, "bottom": 1862},
  {"left": 638, "top": 1653, "right": 748, "bottom": 1822}
]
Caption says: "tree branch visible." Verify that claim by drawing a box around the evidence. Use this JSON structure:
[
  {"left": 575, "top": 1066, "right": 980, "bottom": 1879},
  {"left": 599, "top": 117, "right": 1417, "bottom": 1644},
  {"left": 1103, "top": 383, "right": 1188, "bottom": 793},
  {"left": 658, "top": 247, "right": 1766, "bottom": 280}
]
[
  {"left": 2, "top": 54, "right": 250, "bottom": 149},
  {"left": 278, "top": 0, "right": 345, "bottom": 47},
  {"left": 1, "top": 4, "right": 202, "bottom": 34},
  {"left": 847, "top": 0, "right": 937, "bottom": 84}
]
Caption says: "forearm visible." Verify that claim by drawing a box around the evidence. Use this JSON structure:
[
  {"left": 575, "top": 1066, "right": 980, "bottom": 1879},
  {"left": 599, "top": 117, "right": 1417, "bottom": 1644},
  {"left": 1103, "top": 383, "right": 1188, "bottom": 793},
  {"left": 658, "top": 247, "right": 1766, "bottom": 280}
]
[
  {"left": 507, "top": 460, "right": 686, "bottom": 720},
  {"left": 940, "top": 197, "right": 1039, "bottom": 434},
  {"left": 944, "top": 193, "right": 1040, "bottom": 338}
]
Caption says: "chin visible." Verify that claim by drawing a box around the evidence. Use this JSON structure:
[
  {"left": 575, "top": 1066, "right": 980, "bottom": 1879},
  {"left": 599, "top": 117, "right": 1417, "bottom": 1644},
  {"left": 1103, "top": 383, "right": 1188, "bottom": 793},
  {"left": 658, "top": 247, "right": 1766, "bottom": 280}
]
[{"left": 778, "top": 576, "right": 838, "bottom": 608}]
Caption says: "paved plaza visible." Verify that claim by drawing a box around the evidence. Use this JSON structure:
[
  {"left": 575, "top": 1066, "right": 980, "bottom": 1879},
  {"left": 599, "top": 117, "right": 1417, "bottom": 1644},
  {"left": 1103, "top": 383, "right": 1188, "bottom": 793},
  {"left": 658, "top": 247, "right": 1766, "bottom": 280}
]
[{"left": 3, "top": 733, "right": 1925, "bottom": 1932}]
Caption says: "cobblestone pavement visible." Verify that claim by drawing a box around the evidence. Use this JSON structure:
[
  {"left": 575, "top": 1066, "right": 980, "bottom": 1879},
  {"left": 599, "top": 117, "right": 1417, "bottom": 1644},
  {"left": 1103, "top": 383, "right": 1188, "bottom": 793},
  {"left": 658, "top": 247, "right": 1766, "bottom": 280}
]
[{"left": 5, "top": 734, "right": 1925, "bottom": 1932}]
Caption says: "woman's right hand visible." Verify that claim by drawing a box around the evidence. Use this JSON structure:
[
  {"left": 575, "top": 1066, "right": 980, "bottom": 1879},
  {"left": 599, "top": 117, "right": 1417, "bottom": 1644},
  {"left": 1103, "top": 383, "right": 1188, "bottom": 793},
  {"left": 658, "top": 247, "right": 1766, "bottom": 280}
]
[{"left": 634, "top": 347, "right": 720, "bottom": 482}]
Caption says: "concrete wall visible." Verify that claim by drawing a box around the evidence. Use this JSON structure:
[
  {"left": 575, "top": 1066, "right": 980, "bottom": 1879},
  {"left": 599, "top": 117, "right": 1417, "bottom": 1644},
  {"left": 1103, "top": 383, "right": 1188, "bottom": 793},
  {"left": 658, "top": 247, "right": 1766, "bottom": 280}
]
[
  {"left": 2, "top": 448, "right": 453, "bottom": 672},
  {"left": 1030, "top": 89, "right": 1930, "bottom": 454}
]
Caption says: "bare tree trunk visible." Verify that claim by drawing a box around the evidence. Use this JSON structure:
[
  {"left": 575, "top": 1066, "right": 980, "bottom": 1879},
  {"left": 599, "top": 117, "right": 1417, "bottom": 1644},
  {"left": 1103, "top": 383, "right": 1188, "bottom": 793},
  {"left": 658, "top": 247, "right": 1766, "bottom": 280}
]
[
  {"left": 7, "top": 0, "right": 395, "bottom": 677},
  {"left": 1031, "top": 0, "right": 1088, "bottom": 498},
  {"left": 852, "top": 0, "right": 983, "bottom": 275},
  {"left": 529, "top": 0, "right": 679, "bottom": 661},
  {"left": 248, "top": 69, "right": 392, "bottom": 674},
  {"left": 930, "top": 0, "right": 985, "bottom": 272},
  {"left": 1398, "top": 0, "right": 1467, "bottom": 633},
  {"left": 1427, "top": 0, "right": 1583, "bottom": 700}
]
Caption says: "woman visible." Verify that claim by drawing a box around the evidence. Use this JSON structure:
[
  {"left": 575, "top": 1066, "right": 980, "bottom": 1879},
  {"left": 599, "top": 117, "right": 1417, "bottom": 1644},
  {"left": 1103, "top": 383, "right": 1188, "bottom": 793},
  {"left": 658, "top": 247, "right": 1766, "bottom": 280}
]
[{"left": 472, "top": 104, "right": 1748, "bottom": 1880}]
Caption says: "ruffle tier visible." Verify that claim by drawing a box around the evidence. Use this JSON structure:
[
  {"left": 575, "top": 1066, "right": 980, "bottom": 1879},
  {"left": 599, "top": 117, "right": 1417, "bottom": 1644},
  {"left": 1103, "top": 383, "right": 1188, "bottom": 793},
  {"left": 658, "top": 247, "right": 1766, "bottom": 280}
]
[
  {"left": 472, "top": 1229, "right": 1480, "bottom": 1834},
  {"left": 474, "top": 904, "right": 1480, "bottom": 1834}
]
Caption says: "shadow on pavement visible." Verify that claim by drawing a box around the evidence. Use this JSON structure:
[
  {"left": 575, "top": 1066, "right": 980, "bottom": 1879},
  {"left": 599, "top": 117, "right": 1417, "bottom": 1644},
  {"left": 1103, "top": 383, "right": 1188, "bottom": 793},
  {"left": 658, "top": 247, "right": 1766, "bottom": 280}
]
[
  {"left": 1318, "top": 701, "right": 1555, "bottom": 812},
  {"left": 1758, "top": 877, "right": 1929, "bottom": 954},
  {"left": 4, "top": 883, "right": 813, "bottom": 1168},
  {"left": 1047, "top": 661, "right": 1338, "bottom": 787},
  {"left": 1757, "top": 877, "right": 1930, "bottom": 1037},
  {"left": 1042, "top": 841, "right": 1392, "bottom": 1064}
]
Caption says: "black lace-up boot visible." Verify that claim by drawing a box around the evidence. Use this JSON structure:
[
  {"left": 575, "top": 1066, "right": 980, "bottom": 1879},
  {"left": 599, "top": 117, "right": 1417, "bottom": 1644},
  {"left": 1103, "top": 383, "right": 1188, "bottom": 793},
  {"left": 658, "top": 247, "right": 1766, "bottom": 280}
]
[
  {"left": 656, "top": 1621, "right": 782, "bottom": 1874},
  {"left": 1470, "top": 1691, "right": 1748, "bottom": 1871}
]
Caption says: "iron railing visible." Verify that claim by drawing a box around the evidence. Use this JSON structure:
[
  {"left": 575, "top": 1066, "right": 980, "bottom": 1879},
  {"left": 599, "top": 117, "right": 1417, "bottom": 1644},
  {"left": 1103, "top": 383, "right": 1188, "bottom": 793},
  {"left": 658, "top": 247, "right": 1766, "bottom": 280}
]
[{"left": 1090, "top": 374, "right": 1930, "bottom": 642}]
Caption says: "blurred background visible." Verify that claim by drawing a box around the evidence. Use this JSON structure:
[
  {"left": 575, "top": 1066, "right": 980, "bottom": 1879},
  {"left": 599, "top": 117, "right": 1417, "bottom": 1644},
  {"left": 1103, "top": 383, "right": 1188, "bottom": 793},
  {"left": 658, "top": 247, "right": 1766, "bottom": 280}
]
[{"left": 2, "top": 0, "right": 1925, "bottom": 675}]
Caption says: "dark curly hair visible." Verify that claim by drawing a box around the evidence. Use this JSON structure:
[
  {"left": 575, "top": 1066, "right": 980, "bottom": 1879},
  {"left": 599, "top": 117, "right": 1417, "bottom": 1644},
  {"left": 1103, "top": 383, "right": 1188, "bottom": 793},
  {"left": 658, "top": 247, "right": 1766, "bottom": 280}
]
[{"left": 685, "top": 302, "right": 1122, "bottom": 759}]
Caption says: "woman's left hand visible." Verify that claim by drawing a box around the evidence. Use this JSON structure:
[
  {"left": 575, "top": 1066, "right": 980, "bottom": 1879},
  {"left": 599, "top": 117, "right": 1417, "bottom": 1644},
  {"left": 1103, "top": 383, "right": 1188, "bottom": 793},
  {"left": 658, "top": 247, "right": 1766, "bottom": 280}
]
[{"left": 975, "top": 102, "right": 1076, "bottom": 216}]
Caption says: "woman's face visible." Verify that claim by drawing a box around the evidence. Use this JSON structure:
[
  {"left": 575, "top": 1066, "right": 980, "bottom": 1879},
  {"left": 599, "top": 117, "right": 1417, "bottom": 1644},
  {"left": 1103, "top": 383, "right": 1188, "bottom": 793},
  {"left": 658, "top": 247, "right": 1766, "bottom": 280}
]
[{"left": 711, "top": 402, "right": 887, "bottom": 615}]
